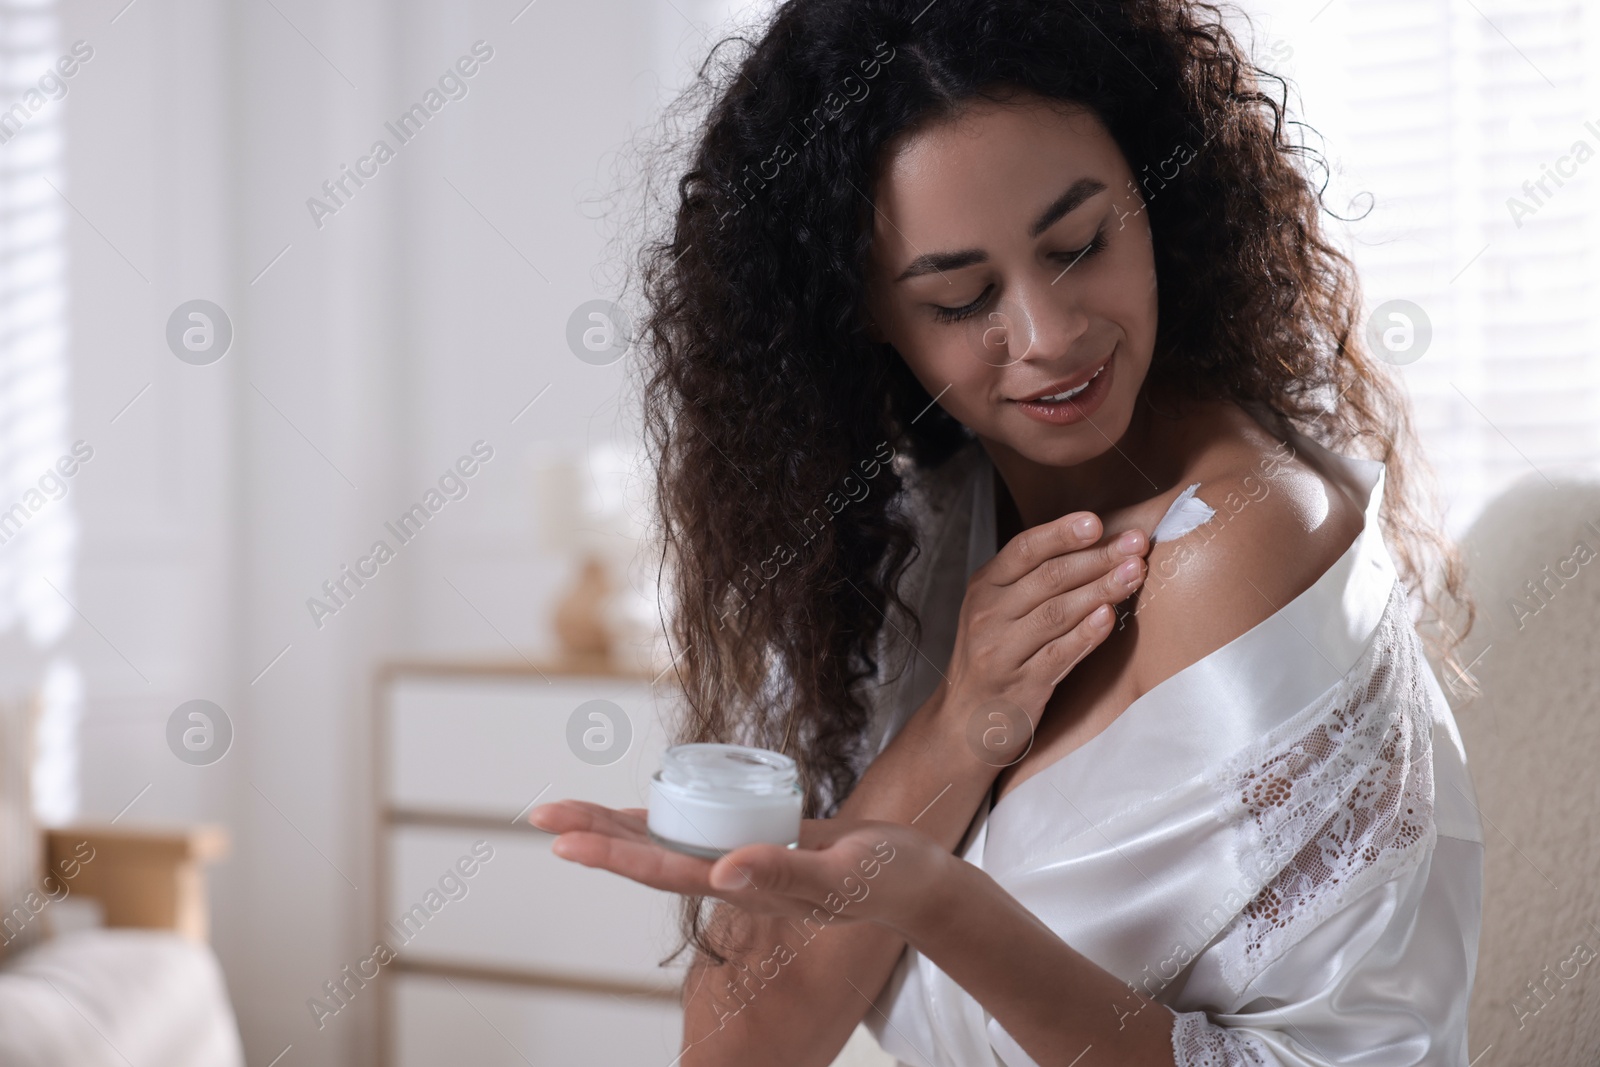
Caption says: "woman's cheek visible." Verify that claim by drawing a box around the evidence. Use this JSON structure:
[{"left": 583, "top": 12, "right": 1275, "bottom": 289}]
[{"left": 901, "top": 332, "right": 991, "bottom": 425}]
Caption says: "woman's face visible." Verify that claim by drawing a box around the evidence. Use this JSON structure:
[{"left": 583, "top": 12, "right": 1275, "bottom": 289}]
[{"left": 864, "top": 92, "right": 1160, "bottom": 471}]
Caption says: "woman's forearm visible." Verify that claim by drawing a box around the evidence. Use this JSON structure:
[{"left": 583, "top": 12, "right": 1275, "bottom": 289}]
[
  {"left": 893, "top": 854, "right": 1177, "bottom": 1067},
  {"left": 681, "top": 682, "right": 1002, "bottom": 1066},
  {"left": 834, "top": 681, "right": 1005, "bottom": 848}
]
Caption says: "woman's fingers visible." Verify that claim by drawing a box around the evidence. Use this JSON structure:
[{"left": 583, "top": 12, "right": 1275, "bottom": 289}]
[
  {"left": 983, "top": 509, "right": 1104, "bottom": 586},
  {"left": 710, "top": 837, "right": 873, "bottom": 901},
  {"left": 549, "top": 826, "right": 844, "bottom": 918},
  {"left": 709, "top": 827, "right": 924, "bottom": 928},
  {"left": 549, "top": 829, "right": 718, "bottom": 894},
  {"left": 540, "top": 814, "right": 923, "bottom": 928},
  {"left": 529, "top": 800, "right": 649, "bottom": 842},
  {"left": 534, "top": 805, "right": 825, "bottom": 897},
  {"left": 1026, "top": 600, "right": 1119, "bottom": 684},
  {"left": 793, "top": 817, "right": 867, "bottom": 849},
  {"left": 1010, "top": 525, "right": 1147, "bottom": 618},
  {"left": 1018, "top": 548, "right": 1144, "bottom": 642},
  {"left": 708, "top": 842, "right": 803, "bottom": 891},
  {"left": 700, "top": 821, "right": 866, "bottom": 890}
]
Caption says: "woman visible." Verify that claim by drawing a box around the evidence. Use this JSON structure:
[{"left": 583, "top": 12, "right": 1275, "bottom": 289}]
[{"left": 530, "top": 0, "right": 1485, "bottom": 1063}]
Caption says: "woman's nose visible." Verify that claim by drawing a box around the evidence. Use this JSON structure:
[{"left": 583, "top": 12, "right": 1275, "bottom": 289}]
[{"left": 997, "top": 280, "right": 1090, "bottom": 365}]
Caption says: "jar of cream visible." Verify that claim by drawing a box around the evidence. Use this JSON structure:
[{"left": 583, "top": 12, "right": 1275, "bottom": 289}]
[{"left": 646, "top": 743, "right": 803, "bottom": 858}]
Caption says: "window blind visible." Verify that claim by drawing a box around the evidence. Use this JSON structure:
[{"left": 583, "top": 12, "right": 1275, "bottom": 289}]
[
  {"left": 1243, "top": 0, "right": 1600, "bottom": 536},
  {"left": 0, "top": 0, "right": 80, "bottom": 823}
]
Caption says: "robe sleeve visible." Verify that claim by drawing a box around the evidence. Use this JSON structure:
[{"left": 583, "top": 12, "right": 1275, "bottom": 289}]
[{"left": 1165, "top": 833, "right": 1483, "bottom": 1067}]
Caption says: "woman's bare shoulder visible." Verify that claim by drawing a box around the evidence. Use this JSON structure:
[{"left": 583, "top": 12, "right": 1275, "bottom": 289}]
[{"left": 1123, "top": 403, "right": 1367, "bottom": 699}]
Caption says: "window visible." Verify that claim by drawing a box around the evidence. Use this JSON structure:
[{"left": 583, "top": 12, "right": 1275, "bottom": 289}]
[
  {"left": 0, "top": 0, "right": 81, "bottom": 824},
  {"left": 1241, "top": 0, "right": 1600, "bottom": 536}
]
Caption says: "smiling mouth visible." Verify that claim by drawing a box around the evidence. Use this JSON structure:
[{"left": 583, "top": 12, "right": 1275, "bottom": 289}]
[{"left": 1015, "top": 356, "right": 1111, "bottom": 403}]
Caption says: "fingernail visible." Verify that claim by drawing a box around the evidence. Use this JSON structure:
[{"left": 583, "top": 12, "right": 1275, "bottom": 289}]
[
  {"left": 711, "top": 865, "right": 749, "bottom": 890},
  {"left": 1073, "top": 515, "right": 1098, "bottom": 539},
  {"left": 1116, "top": 557, "right": 1142, "bottom": 584},
  {"left": 1116, "top": 529, "right": 1143, "bottom": 554}
]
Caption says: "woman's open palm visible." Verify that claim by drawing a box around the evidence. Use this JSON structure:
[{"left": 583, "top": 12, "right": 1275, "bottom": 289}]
[{"left": 529, "top": 799, "right": 944, "bottom": 934}]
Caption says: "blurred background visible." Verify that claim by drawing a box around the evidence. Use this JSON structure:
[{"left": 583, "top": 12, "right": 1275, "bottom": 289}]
[{"left": 0, "top": 0, "right": 1595, "bottom": 1065}]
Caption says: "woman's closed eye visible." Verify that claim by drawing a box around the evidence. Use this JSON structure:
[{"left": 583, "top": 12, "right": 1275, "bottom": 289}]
[
  {"left": 931, "top": 285, "right": 993, "bottom": 323},
  {"left": 929, "top": 228, "right": 1111, "bottom": 323}
]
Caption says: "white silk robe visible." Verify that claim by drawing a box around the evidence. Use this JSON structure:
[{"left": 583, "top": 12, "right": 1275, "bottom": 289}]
[{"left": 860, "top": 428, "right": 1485, "bottom": 1067}]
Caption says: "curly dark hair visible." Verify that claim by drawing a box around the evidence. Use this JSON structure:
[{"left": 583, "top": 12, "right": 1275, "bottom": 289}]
[{"left": 621, "top": 0, "right": 1476, "bottom": 963}]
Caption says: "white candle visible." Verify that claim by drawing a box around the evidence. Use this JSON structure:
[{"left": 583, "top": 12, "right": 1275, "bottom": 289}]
[{"left": 647, "top": 743, "right": 803, "bottom": 858}]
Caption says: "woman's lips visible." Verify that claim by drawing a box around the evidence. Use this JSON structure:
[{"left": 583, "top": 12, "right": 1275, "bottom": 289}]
[
  {"left": 1010, "top": 351, "right": 1115, "bottom": 425},
  {"left": 1012, "top": 350, "right": 1114, "bottom": 402}
]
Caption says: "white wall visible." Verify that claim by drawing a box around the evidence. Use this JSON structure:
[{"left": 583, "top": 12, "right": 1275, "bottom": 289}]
[
  {"left": 54, "top": 0, "right": 244, "bottom": 911},
  {"left": 59, "top": 1, "right": 398, "bottom": 1063},
  {"left": 54, "top": 0, "right": 704, "bottom": 1063}
]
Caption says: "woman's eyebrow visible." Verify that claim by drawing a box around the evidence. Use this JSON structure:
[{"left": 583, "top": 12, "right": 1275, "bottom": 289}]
[{"left": 893, "top": 176, "right": 1109, "bottom": 282}]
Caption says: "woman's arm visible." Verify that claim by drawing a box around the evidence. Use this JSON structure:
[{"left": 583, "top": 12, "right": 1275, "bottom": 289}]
[
  {"left": 535, "top": 511, "right": 1152, "bottom": 1067},
  {"left": 872, "top": 461, "right": 1370, "bottom": 1067},
  {"left": 667, "top": 449, "right": 1389, "bottom": 1067},
  {"left": 888, "top": 848, "right": 1178, "bottom": 1067},
  {"left": 677, "top": 687, "right": 1006, "bottom": 1064},
  {"left": 646, "top": 820, "right": 1181, "bottom": 1067},
  {"left": 681, "top": 513, "right": 1152, "bottom": 1066}
]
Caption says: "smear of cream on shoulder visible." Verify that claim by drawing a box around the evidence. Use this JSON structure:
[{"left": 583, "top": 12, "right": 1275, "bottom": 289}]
[{"left": 1150, "top": 482, "right": 1215, "bottom": 544}]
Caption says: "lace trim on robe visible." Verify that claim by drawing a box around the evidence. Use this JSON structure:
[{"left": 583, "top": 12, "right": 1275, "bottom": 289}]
[
  {"left": 1167, "top": 581, "right": 1438, "bottom": 1065},
  {"left": 1209, "top": 577, "right": 1437, "bottom": 997},
  {"left": 1171, "top": 1010, "right": 1273, "bottom": 1066}
]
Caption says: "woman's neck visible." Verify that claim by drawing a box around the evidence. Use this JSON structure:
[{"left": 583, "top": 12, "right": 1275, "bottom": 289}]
[{"left": 983, "top": 387, "right": 1187, "bottom": 539}]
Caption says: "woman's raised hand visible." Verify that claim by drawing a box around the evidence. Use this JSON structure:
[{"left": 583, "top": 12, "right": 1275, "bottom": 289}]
[{"left": 941, "top": 511, "right": 1148, "bottom": 759}]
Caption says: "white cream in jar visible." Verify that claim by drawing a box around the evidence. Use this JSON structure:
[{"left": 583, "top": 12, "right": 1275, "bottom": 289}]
[{"left": 646, "top": 743, "right": 803, "bottom": 858}]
